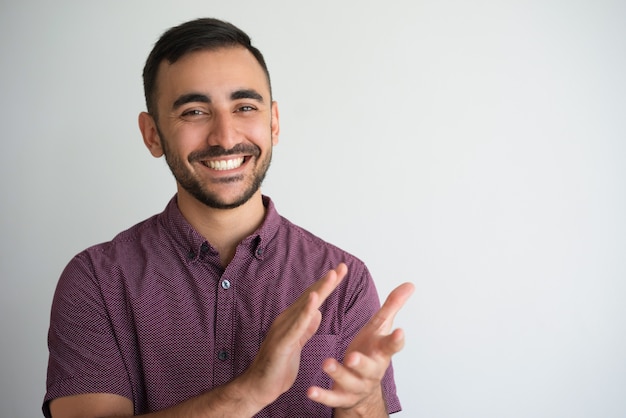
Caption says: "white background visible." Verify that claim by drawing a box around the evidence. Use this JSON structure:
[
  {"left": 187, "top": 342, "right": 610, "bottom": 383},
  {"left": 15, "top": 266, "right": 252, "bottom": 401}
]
[{"left": 1, "top": 1, "right": 625, "bottom": 417}]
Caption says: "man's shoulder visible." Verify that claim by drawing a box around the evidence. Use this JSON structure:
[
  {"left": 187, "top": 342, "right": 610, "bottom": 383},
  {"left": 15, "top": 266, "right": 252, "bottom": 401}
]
[
  {"left": 275, "top": 215, "right": 367, "bottom": 270},
  {"left": 276, "top": 214, "right": 333, "bottom": 246},
  {"left": 73, "top": 212, "right": 165, "bottom": 266}
]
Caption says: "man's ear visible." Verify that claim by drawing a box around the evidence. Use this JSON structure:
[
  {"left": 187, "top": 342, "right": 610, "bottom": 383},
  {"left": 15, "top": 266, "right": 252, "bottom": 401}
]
[
  {"left": 138, "top": 112, "right": 164, "bottom": 157},
  {"left": 271, "top": 101, "right": 280, "bottom": 146}
]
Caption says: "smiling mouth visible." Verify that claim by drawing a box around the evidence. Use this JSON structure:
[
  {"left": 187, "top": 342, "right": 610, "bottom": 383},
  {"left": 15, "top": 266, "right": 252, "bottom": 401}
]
[{"left": 204, "top": 157, "right": 245, "bottom": 171}]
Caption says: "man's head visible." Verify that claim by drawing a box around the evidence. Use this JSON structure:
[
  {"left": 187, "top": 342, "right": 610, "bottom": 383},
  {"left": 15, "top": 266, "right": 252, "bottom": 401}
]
[
  {"left": 142, "top": 18, "right": 271, "bottom": 120},
  {"left": 138, "top": 18, "right": 279, "bottom": 210}
]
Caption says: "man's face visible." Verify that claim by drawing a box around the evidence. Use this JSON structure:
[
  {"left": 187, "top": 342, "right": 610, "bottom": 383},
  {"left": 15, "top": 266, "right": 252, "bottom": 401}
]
[{"left": 149, "top": 47, "right": 279, "bottom": 210}]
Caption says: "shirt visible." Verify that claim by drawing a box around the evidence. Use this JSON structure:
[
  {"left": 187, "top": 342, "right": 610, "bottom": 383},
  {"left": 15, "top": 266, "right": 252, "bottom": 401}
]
[{"left": 43, "top": 195, "right": 400, "bottom": 417}]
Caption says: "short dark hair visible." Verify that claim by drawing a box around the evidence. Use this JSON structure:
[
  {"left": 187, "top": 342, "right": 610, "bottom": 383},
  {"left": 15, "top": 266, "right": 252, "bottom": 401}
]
[{"left": 142, "top": 18, "right": 271, "bottom": 118}]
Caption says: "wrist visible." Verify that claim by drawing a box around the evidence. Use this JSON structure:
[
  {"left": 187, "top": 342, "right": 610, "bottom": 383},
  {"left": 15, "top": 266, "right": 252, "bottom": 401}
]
[
  {"left": 208, "top": 375, "right": 265, "bottom": 417},
  {"left": 334, "top": 385, "right": 388, "bottom": 418},
  {"left": 228, "top": 369, "right": 276, "bottom": 414}
]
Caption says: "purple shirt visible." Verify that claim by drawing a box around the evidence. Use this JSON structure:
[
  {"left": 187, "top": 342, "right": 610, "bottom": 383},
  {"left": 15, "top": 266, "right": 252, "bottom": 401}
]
[{"left": 44, "top": 195, "right": 400, "bottom": 417}]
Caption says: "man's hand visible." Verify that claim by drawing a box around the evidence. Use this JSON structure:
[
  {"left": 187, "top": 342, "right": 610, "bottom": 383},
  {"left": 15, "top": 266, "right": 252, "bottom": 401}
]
[
  {"left": 239, "top": 263, "right": 349, "bottom": 410},
  {"left": 49, "top": 265, "right": 407, "bottom": 418},
  {"left": 307, "top": 281, "right": 415, "bottom": 416}
]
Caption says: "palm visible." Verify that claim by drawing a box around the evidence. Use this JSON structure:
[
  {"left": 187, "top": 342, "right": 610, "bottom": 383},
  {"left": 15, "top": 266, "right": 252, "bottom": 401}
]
[{"left": 311, "top": 282, "right": 415, "bottom": 412}]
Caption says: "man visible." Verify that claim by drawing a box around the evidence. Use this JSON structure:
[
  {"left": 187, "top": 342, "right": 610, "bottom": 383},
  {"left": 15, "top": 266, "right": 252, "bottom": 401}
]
[{"left": 44, "top": 18, "right": 414, "bottom": 417}]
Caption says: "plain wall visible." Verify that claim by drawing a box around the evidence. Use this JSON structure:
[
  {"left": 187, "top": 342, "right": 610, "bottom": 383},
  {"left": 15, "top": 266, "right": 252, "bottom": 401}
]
[{"left": 1, "top": 1, "right": 625, "bottom": 417}]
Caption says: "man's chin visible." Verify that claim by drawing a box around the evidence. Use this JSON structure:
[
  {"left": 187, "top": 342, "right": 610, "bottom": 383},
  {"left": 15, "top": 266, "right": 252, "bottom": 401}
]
[{"left": 190, "top": 187, "right": 260, "bottom": 210}]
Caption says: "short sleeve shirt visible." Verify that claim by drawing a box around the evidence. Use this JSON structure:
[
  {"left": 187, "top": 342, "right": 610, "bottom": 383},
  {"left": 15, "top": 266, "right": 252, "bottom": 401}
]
[{"left": 43, "top": 195, "right": 400, "bottom": 416}]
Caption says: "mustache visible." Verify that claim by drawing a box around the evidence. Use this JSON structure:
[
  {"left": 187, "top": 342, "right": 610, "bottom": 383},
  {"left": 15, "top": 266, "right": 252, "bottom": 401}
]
[{"left": 188, "top": 143, "right": 261, "bottom": 163}]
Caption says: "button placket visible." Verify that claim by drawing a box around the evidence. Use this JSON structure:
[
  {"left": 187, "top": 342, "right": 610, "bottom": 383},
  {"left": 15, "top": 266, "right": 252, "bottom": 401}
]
[{"left": 213, "top": 272, "right": 235, "bottom": 385}]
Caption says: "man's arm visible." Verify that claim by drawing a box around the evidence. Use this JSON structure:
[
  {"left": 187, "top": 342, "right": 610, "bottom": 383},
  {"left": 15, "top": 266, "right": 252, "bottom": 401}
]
[
  {"left": 49, "top": 264, "right": 349, "bottom": 418},
  {"left": 309, "top": 282, "right": 415, "bottom": 417},
  {"left": 49, "top": 380, "right": 259, "bottom": 418}
]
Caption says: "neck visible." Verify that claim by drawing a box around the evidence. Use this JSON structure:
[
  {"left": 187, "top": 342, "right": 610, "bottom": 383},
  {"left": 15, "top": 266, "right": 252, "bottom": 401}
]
[{"left": 176, "top": 189, "right": 266, "bottom": 267}]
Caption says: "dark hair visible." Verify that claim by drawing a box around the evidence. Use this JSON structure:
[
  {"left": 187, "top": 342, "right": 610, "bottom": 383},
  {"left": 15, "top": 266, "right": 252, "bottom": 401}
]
[{"left": 142, "top": 18, "right": 271, "bottom": 118}]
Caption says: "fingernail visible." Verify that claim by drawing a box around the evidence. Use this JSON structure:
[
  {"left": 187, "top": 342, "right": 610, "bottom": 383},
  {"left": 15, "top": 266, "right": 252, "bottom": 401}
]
[{"left": 348, "top": 354, "right": 360, "bottom": 367}]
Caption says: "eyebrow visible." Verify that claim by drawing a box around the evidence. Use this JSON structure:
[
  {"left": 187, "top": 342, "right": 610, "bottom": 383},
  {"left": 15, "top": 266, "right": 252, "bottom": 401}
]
[
  {"left": 230, "top": 89, "right": 264, "bottom": 103},
  {"left": 172, "top": 93, "right": 210, "bottom": 110},
  {"left": 171, "top": 89, "right": 266, "bottom": 111}
]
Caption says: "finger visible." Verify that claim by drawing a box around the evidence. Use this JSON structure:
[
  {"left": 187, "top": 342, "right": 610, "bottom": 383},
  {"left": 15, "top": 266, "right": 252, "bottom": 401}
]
[
  {"left": 307, "top": 263, "right": 348, "bottom": 310},
  {"left": 268, "top": 291, "right": 320, "bottom": 347},
  {"left": 307, "top": 383, "right": 356, "bottom": 409},
  {"left": 323, "top": 357, "right": 361, "bottom": 384},
  {"left": 296, "top": 293, "right": 323, "bottom": 344},
  {"left": 285, "top": 264, "right": 348, "bottom": 342},
  {"left": 367, "top": 282, "right": 415, "bottom": 334},
  {"left": 377, "top": 328, "right": 406, "bottom": 357},
  {"left": 307, "top": 354, "right": 379, "bottom": 410},
  {"left": 342, "top": 351, "right": 383, "bottom": 380}
]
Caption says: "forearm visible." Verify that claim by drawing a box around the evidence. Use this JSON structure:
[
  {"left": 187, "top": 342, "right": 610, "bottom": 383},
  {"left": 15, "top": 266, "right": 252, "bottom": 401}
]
[
  {"left": 50, "top": 377, "right": 264, "bottom": 418},
  {"left": 144, "top": 380, "right": 261, "bottom": 418}
]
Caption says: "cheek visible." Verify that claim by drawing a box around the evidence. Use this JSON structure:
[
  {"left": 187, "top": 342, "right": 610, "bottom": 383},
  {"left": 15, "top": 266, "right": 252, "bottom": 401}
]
[
  {"left": 170, "top": 124, "right": 211, "bottom": 150},
  {"left": 240, "top": 121, "right": 273, "bottom": 148}
]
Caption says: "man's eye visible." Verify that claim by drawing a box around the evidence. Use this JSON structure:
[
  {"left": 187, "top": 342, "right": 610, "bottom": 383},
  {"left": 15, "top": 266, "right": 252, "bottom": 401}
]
[
  {"left": 237, "top": 105, "right": 256, "bottom": 112},
  {"left": 182, "top": 109, "right": 205, "bottom": 117}
]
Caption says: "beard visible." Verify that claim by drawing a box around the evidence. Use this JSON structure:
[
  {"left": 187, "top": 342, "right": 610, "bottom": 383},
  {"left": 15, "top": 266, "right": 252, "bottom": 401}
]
[{"left": 159, "top": 130, "right": 272, "bottom": 210}]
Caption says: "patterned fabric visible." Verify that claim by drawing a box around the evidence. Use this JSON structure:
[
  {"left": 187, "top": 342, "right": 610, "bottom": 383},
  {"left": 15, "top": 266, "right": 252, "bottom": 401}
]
[{"left": 44, "top": 195, "right": 400, "bottom": 417}]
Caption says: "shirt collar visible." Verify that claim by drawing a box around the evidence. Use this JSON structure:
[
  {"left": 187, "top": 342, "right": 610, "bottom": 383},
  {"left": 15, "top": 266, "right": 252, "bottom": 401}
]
[{"left": 158, "top": 194, "right": 282, "bottom": 262}]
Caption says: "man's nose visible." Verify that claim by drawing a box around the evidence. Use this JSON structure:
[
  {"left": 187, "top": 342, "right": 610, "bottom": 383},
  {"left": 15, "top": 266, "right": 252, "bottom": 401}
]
[{"left": 207, "top": 111, "right": 238, "bottom": 149}]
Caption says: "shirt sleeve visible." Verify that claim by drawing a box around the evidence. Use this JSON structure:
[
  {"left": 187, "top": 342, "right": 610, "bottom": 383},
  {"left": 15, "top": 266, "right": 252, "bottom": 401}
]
[
  {"left": 43, "top": 252, "right": 133, "bottom": 417},
  {"left": 340, "top": 262, "right": 402, "bottom": 414}
]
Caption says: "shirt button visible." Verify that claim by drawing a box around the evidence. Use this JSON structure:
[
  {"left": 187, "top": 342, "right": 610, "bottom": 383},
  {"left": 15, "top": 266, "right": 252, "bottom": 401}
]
[
  {"left": 218, "top": 350, "right": 230, "bottom": 361},
  {"left": 255, "top": 247, "right": 264, "bottom": 257},
  {"left": 221, "top": 279, "right": 231, "bottom": 290}
]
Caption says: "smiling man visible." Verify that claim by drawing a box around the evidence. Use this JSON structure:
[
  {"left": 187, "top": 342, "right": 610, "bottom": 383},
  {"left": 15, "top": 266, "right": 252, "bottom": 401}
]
[{"left": 43, "top": 18, "right": 413, "bottom": 418}]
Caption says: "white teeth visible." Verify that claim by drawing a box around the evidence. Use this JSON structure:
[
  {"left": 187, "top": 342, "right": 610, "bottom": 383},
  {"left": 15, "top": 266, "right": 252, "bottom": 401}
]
[{"left": 207, "top": 157, "right": 244, "bottom": 171}]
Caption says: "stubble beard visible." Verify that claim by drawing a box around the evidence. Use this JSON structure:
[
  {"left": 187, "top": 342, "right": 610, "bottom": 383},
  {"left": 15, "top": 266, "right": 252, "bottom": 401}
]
[{"left": 159, "top": 131, "right": 272, "bottom": 210}]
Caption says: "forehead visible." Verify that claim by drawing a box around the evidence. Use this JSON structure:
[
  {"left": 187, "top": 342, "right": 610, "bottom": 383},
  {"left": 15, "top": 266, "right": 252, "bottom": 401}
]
[{"left": 155, "top": 47, "right": 270, "bottom": 103}]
